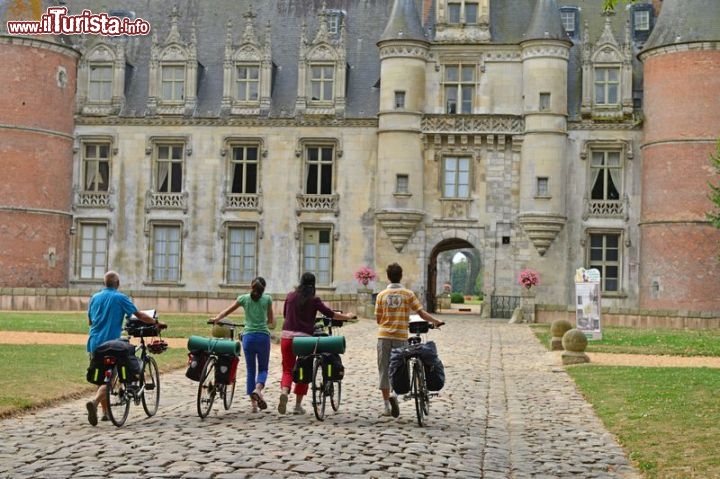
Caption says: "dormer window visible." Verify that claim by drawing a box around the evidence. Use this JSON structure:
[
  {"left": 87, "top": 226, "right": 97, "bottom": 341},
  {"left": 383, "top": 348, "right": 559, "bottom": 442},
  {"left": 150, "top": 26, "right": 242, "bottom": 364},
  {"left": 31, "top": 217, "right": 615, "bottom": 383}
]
[
  {"left": 222, "top": 12, "right": 272, "bottom": 116},
  {"left": 236, "top": 65, "right": 260, "bottom": 102},
  {"left": 580, "top": 15, "right": 633, "bottom": 120},
  {"left": 447, "top": 1, "right": 478, "bottom": 24},
  {"left": 631, "top": 4, "right": 654, "bottom": 43},
  {"left": 326, "top": 10, "right": 344, "bottom": 36},
  {"left": 77, "top": 39, "right": 126, "bottom": 115},
  {"left": 310, "top": 65, "right": 334, "bottom": 102},
  {"left": 559, "top": 6, "right": 579, "bottom": 39},
  {"left": 295, "top": 9, "right": 347, "bottom": 116},
  {"left": 147, "top": 7, "right": 198, "bottom": 116},
  {"left": 88, "top": 64, "right": 113, "bottom": 102},
  {"left": 594, "top": 67, "right": 619, "bottom": 105},
  {"left": 161, "top": 64, "right": 185, "bottom": 102}
]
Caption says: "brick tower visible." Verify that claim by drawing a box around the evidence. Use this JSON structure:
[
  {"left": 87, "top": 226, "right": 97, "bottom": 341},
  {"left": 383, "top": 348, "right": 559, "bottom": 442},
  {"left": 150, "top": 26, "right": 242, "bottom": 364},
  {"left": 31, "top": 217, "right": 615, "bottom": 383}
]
[
  {"left": 0, "top": 35, "right": 79, "bottom": 286},
  {"left": 638, "top": 0, "right": 720, "bottom": 311}
]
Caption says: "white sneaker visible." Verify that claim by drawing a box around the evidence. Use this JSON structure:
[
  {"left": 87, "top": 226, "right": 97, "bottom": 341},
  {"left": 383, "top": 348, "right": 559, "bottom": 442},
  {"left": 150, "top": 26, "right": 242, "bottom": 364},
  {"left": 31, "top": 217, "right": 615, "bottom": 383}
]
[{"left": 292, "top": 404, "right": 306, "bottom": 415}]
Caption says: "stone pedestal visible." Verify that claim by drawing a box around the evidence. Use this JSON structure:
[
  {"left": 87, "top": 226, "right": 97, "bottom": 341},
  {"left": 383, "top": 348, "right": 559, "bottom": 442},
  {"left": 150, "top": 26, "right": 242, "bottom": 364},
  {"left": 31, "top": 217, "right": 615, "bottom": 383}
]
[
  {"left": 550, "top": 319, "right": 573, "bottom": 351},
  {"left": 521, "top": 288, "right": 535, "bottom": 323},
  {"left": 561, "top": 328, "right": 590, "bottom": 365},
  {"left": 357, "top": 287, "right": 373, "bottom": 319}
]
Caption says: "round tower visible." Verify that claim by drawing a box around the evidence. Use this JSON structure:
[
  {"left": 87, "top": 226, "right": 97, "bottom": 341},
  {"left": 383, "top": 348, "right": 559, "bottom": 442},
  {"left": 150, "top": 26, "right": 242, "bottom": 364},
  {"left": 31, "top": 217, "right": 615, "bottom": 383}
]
[
  {"left": 517, "top": 0, "right": 572, "bottom": 261},
  {"left": 0, "top": 35, "right": 79, "bottom": 287},
  {"left": 638, "top": 0, "right": 720, "bottom": 311},
  {"left": 375, "top": 0, "right": 429, "bottom": 263}
]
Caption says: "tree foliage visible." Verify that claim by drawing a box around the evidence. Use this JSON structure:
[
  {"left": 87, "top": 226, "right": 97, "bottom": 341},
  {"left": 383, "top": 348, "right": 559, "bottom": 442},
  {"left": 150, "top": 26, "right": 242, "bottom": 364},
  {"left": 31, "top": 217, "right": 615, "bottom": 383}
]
[{"left": 602, "top": 0, "right": 636, "bottom": 11}]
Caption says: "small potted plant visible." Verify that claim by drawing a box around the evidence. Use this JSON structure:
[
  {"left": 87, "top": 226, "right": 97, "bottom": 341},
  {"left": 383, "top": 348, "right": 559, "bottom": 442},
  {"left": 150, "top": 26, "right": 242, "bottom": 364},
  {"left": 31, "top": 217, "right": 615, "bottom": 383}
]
[
  {"left": 518, "top": 268, "right": 540, "bottom": 290},
  {"left": 353, "top": 266, "right": 377, "bottom": 290}
]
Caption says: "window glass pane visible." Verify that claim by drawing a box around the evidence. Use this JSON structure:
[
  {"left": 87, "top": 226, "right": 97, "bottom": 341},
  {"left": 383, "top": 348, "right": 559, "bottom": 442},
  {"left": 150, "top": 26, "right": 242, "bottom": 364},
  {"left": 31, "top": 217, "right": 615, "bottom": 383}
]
[
  {"left": 461, "top": 66, "right": 474, "bottom": 82},
  {"left": 445, "top": 66, "right": 458, "bottom": 82},
  {"left": 465, "top": 3, "right": 478, "bottom": 23},
  {"left": 448, "top": 3, "right": 461, "bottom": 23}
]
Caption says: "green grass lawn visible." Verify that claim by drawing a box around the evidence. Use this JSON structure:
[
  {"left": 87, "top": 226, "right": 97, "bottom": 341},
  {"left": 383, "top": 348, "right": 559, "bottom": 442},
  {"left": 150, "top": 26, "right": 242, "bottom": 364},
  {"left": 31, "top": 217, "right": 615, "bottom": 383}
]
[
  {"left": 0, "top": 312, "right": 276, "bottom": 417},
  {"left": 530, "top": 323, "right": 720, "bottom": 356},
  {"left": 567, "top": 366, "right": 720, "bottom": 479},
  {"left": 529, "top": 323, "right": 720, "bottom": 478}
]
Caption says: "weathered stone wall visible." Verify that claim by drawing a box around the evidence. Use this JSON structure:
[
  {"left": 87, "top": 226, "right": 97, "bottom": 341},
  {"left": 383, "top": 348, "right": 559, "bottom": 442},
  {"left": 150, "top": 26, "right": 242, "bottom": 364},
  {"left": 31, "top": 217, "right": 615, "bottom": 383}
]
[
  {"left": 537, "top": 304, "right": 720, "bottom": 330},
  {"left": 0, "top": 288, "right": 362, "bottom": 317}
]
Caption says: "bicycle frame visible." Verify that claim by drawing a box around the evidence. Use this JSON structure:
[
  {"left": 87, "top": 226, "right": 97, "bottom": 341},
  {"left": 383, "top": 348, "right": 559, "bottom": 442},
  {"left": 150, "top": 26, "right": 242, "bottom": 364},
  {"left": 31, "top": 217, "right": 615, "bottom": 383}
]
[
  {"left": 404, "top": 318, "right": 438, "bottom": 427},
  {"left": 196, "top": 319, "right": 242, "bottom": 419},
  {"left": 309, "top": 315, "right": 343, "bottom": 421},
  {"left": 104, "top": 316, "right": 162, "bottom": 427}
]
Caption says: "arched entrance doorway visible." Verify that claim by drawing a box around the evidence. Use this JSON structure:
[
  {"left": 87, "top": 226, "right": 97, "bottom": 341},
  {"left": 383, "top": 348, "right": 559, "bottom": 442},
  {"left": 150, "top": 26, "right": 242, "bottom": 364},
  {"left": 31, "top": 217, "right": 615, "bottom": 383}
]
[{"left": 427, "top": 238, "right": 480, "bottom": 313}]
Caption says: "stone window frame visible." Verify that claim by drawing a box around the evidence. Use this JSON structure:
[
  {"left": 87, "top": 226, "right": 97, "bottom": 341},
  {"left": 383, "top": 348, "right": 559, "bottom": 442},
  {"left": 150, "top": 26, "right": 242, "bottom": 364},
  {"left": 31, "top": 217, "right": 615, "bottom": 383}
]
[
  {"left": 296, "top": 222, "right": 337, "bottom": 288},
  {"left": 580, "top": 17, "right": 633, "bottom": 120},
  {"left": 144, "top": 220, "right": 185, "bottom": 286},
  {"left": 441, "top": 62, "right": 477, "bottom": 114},
  {"left": 222, "top": 12, "right": 273, "bottom": 116},
  {"left": 77, "top": 40, "right": 126, "bottom": 116},
  {"left": 147, "top": 7, "right": 198, "bottom": 116},
  {"left": 73, "top": 219, "right": 110, "bottom": 282},
  {"left": 580, "top": 139, "right": 632, "bottom": 220},
  {"left": 219, "top": 221, "right": 260, "bottom": 287},
  {"left": 221, "top": 137, "right": 266, "bottom": 212},
  {"left": 582, "top": 228, "right": 626, "bottom": 297},
  {"left": 296, "top": 8, "right": 347, "bottom": 116},
  {"left": 295, "top": 136, "right": 343, "bottom": 194},
  {"left": 435, "top": 0, "right": 490, "bottom": 42},
  {"left": 145, "top": 136, "right": 191, "bottom": 213},
  {"left": 73, "top": 135, "right": 117, "bottom": 210}
]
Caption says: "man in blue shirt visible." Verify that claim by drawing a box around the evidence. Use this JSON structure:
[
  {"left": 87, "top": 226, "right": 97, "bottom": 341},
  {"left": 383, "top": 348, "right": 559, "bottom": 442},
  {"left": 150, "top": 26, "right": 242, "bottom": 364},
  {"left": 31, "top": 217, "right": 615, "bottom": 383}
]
[{"left": 85, "top": 271, "right": 164, "bottom": 426}]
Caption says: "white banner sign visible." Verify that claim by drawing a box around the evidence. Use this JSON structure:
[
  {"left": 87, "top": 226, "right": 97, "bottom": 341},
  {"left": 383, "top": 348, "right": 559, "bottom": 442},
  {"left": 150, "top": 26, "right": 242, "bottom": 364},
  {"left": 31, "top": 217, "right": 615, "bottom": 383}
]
[{"left": 574, "top": 268, "right": 602, "bottom": 340}]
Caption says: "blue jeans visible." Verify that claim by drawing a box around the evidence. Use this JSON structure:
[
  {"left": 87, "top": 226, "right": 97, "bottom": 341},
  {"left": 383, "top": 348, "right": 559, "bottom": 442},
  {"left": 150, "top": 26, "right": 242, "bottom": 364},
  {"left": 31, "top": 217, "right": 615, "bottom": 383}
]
[{"left": 242, "top": 332, "right": 271, "bottom": 396}]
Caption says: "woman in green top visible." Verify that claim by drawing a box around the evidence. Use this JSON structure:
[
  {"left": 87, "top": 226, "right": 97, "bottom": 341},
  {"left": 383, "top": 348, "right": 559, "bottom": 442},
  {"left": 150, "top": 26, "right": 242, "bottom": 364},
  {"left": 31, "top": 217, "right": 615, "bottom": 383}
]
[{"left": 213, "top": 277, "right": 275, "bottom": 412}]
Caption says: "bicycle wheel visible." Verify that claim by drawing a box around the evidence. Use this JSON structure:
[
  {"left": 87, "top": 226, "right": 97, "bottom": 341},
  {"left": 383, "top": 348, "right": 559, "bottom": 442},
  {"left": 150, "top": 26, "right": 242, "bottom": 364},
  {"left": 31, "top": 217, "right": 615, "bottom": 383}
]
[
  {"left": 106, "top": 368, "right": 130, "bottom": 427},
  {"left": 222, "top": 380, "right": 236, "bottom": 410},
  {"left": 330, "top": 380, "right": 342, "bottom": 411},
  {"left": 311, "top": 357, "right": 326, "bottom": 420},
  {"left": 411, "top": 359, "right": 426, "bottom": 427},
  {"left": 141, "top": 356, "right": 160, "bottom": 417},
  {"left": 197, "top": 355, "right": 217, "bottom": 419}
]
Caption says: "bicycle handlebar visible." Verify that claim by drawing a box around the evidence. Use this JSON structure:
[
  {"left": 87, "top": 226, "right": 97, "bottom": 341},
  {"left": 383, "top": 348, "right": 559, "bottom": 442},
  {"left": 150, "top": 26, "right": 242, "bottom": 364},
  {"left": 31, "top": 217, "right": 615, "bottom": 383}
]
[{"left": 207, "top": 319, "right": 244, "bottom": 328}]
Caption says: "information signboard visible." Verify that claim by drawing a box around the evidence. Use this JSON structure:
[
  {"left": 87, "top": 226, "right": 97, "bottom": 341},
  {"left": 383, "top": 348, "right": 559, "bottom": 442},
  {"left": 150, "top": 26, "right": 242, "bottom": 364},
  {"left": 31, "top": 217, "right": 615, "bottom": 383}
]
[{"left": 574, "top": 268, "right": 602, "bottom": 340}]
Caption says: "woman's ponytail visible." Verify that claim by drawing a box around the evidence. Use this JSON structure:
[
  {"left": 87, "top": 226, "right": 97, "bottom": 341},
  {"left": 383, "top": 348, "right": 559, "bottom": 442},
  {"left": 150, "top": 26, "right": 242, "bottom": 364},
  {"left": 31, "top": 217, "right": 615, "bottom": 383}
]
[{"left": 250, "top": 277, "right": 266, "bottom": 301}]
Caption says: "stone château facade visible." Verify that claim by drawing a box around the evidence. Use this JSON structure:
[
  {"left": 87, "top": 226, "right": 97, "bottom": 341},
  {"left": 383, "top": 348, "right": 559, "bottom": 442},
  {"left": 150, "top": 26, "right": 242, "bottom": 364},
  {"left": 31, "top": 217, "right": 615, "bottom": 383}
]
[{"left": 0, "top": 0, "right": 718, "bottom": 317}]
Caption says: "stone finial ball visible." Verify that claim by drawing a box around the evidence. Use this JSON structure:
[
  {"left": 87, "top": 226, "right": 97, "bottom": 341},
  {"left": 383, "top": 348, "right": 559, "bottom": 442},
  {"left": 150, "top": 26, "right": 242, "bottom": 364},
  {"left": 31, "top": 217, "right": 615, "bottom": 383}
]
[
  {"left": 562, "top": 328, "right": 588, "bottom": 352},
  {"left": 550, "top": 319, "right": 573, "bottom": 338}
]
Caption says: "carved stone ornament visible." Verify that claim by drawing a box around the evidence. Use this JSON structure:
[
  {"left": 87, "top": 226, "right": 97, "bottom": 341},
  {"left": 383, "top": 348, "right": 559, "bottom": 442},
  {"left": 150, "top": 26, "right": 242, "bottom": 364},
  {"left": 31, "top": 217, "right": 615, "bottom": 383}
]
[
  {"left": 375, "top": 209, "right": 425, "bottom": 252},
  {"left": 518, "top": 213, "right": 566, "bottom": 256}
]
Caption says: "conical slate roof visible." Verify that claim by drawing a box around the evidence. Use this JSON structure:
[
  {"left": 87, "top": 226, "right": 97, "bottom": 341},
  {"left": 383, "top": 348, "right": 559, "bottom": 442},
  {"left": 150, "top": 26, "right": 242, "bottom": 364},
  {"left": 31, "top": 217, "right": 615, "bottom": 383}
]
[
  {"left": 379, "top": 0, "right": 427, "bottom": 42},
  {"left": 523, "top": 0, "right": 567, "bottom": 41},
  {"left": 642, "top": 0, "right": 720, "bottom": 53}
]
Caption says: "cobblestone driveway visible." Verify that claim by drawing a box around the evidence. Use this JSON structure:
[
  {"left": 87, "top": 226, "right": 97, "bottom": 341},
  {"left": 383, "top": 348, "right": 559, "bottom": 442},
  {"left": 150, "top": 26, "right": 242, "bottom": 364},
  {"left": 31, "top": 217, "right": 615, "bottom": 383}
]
[{"left": 0, "top": 316, "right": 640, "bottom": 478}]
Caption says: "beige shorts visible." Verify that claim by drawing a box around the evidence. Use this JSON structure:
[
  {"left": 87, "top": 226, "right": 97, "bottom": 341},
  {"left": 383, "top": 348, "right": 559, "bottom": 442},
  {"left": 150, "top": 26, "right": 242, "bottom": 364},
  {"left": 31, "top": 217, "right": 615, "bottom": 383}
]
[{"left": 377, "top": 337, "right": 407, "bottom": 390}]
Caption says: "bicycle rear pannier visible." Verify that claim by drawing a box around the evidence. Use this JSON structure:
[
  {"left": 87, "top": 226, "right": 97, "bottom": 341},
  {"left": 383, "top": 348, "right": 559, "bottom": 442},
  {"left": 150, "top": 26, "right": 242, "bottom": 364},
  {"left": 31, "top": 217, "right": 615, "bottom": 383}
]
[
  {"left": 215, "top": 354, "right": 239, "bottom": 385},
  {"left": 119, "top": 355, "right": 142, "bottom": 383},
  {"left": 419, "top": 341, "right": 445, "bottom": 391},
  {"left": 185, "top": 350, "right": 208, "bottom": 381},
  {"left": 292, "top": 355, "right": 314, "bottom": 384},
  {"left": 321, "top": 352, "right": 344, "bottom": 381},
  {"left": 91, "top": 339, "right": 139, "bottom": 384},
  {"left": 86, "top": 354, "right": 106, "bottom": 385},
  {"left": 389, "top": 347, "right": 411, "bottom": 395}
]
